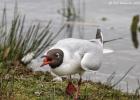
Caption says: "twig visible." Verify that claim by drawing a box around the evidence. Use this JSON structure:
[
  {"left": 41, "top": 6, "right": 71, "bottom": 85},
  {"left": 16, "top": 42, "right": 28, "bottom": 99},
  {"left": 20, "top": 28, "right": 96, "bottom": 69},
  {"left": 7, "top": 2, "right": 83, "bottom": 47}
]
[
  {"left": 112, "top": 65, "right": 135, "bottom": 87},
  {"left": 106, "top": 71, "right": 116, "bottom": 86},
  {"left": 103, "top": 37, "right": 123, "bottom": 44}
]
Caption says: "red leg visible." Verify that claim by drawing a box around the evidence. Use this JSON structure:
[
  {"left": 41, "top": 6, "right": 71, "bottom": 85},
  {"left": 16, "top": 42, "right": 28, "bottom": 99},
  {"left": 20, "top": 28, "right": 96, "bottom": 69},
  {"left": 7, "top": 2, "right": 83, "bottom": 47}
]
[{"left": 66, "top": 75, "right": 77, "bottom": 96}]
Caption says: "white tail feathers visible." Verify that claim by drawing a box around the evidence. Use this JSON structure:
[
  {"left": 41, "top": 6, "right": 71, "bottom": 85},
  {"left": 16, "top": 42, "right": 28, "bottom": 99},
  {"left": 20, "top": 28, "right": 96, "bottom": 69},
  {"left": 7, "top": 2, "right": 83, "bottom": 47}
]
[
  {"left": 96, "top": 28, "right": 103, "bottom": 44},
  {"left": 103, "top": 49, "right": 114, "bottom": 54}
]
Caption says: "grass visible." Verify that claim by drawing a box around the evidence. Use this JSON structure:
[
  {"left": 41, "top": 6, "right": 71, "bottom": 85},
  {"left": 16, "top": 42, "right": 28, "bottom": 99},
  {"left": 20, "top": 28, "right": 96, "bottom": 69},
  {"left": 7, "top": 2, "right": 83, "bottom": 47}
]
[
  {"left": 0, "top": 6, "right": 63, "bottom": 67},
  {"left": 0, "top": 67, "right": 140, "bottom": 100}
]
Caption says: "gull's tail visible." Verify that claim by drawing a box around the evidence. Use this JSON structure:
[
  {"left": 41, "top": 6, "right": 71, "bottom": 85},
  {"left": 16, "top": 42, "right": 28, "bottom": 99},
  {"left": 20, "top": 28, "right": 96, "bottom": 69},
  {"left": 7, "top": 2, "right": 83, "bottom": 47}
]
[{"left": 103, "top": 49, "right": 114, "bottom": 54}]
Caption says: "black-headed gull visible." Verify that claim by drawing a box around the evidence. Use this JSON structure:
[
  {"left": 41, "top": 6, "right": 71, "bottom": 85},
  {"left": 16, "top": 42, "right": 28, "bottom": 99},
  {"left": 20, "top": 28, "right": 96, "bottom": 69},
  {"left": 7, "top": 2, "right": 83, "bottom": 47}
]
[{"left": 41, "top": 28, "right": 103, "bottom": 99}]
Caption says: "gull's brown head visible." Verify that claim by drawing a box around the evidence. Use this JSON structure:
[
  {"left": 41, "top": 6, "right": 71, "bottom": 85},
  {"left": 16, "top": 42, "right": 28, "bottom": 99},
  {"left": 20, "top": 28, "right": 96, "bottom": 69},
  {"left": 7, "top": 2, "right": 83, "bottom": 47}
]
[{"left": 41, "top": 49, "right": 64, "bottom": 69}]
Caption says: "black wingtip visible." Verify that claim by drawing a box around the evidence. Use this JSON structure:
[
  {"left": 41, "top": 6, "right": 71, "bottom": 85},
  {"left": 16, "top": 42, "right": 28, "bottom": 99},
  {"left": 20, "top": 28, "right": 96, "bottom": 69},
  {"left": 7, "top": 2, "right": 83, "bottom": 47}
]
[
  {"left": 96, "top": 28, "right": 103, "bottom": 43},
  {"left": 97, "top": 28, "right": 101, "bottom": 33}
]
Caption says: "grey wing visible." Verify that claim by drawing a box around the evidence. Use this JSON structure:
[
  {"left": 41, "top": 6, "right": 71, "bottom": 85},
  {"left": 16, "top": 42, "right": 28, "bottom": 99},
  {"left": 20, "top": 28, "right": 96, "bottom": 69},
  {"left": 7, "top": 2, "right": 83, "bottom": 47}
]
[{"left": 81, "top": 51, "right": 103, "bottom": 71}]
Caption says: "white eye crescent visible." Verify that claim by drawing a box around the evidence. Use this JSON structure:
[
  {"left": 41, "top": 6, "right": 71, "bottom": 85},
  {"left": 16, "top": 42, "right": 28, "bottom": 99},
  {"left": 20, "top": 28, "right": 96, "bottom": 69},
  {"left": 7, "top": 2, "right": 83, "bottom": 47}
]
[{"left": 56, "top": 53, "right": 60, "bottom": 58}]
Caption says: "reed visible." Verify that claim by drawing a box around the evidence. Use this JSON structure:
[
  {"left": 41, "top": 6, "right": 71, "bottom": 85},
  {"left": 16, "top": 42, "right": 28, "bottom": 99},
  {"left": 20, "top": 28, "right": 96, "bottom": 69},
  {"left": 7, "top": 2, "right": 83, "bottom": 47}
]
[{"left": 0, "top": 6, "right": 63, "bottom": 66}]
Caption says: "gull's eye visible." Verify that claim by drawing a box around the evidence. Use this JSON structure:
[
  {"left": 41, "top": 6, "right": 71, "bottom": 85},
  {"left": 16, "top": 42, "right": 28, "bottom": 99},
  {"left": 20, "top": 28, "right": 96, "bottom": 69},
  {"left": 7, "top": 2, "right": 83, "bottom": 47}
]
[{"left": 55, "top": 53, "right": 60, "bottom": 58}]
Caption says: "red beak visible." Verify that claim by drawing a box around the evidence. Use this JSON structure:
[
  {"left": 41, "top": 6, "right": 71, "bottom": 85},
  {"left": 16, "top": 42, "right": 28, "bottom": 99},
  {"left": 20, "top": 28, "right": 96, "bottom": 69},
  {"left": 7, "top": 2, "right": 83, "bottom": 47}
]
[{"left": 40, "top": 57, "right": 50, "bottom": 67}]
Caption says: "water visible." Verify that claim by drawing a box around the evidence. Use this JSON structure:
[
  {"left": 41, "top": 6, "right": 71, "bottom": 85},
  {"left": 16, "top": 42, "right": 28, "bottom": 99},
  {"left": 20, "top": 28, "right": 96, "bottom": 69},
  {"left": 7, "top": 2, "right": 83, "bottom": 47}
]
[{"left": 0, "top": 0, "right": 140, "bottom": 93}]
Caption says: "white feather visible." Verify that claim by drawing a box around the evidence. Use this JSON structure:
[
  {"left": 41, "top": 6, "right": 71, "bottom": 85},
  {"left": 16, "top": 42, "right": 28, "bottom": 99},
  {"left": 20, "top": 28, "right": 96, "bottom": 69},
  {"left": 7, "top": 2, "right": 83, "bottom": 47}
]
[
  {"left": 21, "top": 52, "right": 35, "bottom": 64},
  {"left": 103, "top": 49, "right": 114, "bottom": 54},
  {"left": 52, "top": 76, "right": 63, "bottom": 82}
]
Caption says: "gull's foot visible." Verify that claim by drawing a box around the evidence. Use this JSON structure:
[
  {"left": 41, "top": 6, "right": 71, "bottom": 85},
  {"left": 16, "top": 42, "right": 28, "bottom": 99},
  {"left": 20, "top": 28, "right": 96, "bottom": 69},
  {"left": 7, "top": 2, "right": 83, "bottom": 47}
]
[{"left": 66, "top": 82, "right": 77, "bottom": 96}]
